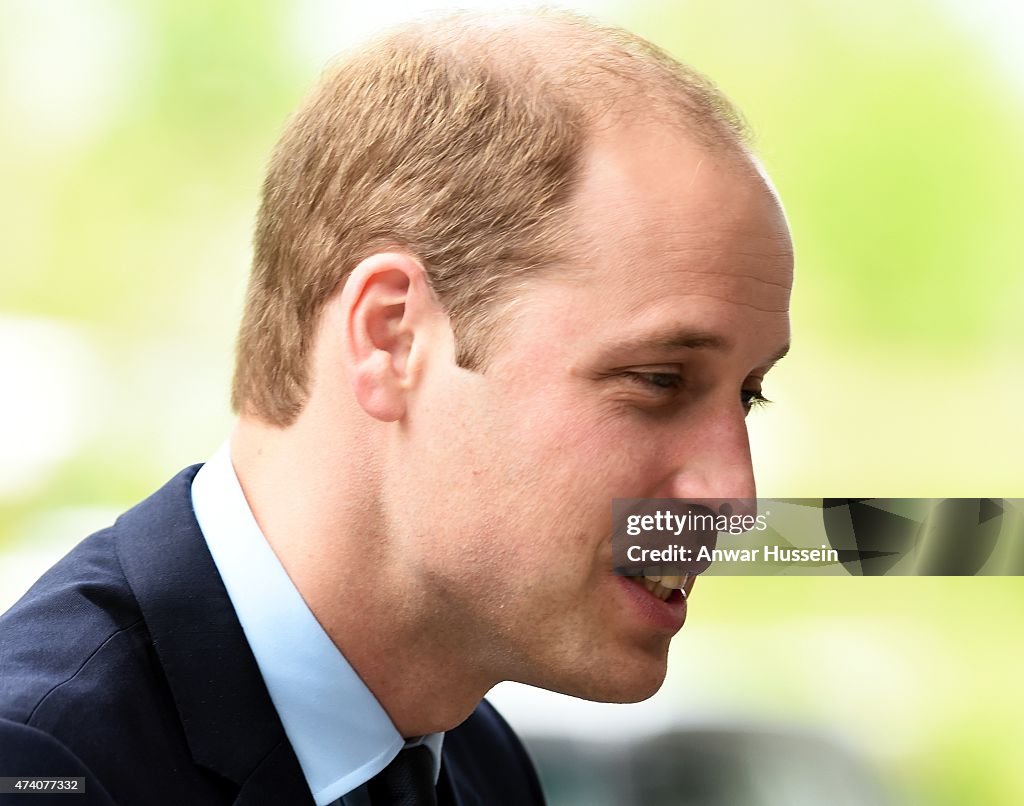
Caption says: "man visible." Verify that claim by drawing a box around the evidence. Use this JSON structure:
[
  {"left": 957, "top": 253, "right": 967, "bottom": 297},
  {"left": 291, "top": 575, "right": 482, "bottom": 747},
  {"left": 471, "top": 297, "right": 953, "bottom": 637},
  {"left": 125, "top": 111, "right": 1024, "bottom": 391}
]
[{"left": 0, "top": 10, "right": 792, "bottom": 806}]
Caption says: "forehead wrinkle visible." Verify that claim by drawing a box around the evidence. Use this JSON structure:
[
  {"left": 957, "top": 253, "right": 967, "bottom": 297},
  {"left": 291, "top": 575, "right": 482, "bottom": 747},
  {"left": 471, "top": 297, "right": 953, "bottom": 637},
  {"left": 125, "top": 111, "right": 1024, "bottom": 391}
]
[
  {"left": 625, "top": 260, "right": 793, "bottom": 299},
  {"left": 669, "top": 292, "right": 790, "bottom": 314},
  {"left": 652, "top": 232, "right": 793, "bottom": 260},
  {"left": 625, "top": 188, "right": 793, "bottom": 238},
  {"left": 655, "top": 267, "right": 793, "bottom": 291},
  {"left": 621, "top": 234, "right": 793, "bottom": 287}
]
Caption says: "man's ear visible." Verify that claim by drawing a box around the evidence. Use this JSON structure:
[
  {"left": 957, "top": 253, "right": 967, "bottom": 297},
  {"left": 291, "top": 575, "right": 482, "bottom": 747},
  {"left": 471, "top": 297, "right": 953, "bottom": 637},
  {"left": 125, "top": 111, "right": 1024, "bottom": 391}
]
[{"left": 335, "top": 252, "right": 437, "bottom": 422}]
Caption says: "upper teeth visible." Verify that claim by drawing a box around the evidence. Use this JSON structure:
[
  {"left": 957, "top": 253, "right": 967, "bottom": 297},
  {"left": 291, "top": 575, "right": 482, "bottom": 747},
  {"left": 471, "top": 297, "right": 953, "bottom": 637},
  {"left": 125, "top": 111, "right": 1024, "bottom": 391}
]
[
  {"left": 638, "top": 573, "right": 690, "bottom": 601},
  {"left": 644, "top": 574, "right": 689, "bottom": 590}
]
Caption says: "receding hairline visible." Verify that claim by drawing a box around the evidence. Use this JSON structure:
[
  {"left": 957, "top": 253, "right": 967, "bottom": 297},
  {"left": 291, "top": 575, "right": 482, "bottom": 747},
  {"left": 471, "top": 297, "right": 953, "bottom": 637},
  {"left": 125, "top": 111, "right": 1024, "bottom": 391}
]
[
  {"left": 341, "top": 8, "right": 752, "bottom": 151},
  {"left": 354, "top": 7, "right": 760, "bottom": 290}
]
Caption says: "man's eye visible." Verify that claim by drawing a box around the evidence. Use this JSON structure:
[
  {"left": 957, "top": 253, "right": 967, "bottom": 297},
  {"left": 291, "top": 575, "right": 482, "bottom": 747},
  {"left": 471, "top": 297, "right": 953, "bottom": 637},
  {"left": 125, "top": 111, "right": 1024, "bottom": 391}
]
[
  {"left": 624, "top": 372, "right": 683, "bottom": 393},
  {"left": 742, "top": 389, "right": 772, "bottom": 414}
]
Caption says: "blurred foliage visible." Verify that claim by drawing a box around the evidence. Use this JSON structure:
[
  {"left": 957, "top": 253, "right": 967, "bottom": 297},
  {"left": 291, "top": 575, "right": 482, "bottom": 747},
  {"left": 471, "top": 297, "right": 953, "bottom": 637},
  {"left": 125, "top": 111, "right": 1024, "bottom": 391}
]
[
  {"left": 1, "top": 1, "right": 1022, "bottom": 804},
  {"left": 685, "top": 576, "right": 1024, "bottom": 806}
]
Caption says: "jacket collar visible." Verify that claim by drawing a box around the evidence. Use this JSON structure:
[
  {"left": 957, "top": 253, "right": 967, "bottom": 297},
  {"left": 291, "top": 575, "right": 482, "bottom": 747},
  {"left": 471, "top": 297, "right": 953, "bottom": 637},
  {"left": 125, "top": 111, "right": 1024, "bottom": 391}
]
[{"left": 113, "top": 465, "right": 311, "bottom": 803}]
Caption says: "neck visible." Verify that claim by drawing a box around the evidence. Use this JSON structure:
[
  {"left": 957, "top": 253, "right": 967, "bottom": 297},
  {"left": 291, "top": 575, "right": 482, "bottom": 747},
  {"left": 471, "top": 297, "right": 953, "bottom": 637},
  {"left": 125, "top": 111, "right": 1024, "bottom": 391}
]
[{"left": 229, "top": 414, "right": 497, "bottom": 736}]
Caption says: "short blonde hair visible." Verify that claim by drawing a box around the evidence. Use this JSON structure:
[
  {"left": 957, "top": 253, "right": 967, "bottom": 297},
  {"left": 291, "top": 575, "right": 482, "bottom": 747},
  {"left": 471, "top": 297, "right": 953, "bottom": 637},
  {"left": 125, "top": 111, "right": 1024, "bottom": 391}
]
[{"left": 231, "top": 10, "right": 749, "bottom": 425}]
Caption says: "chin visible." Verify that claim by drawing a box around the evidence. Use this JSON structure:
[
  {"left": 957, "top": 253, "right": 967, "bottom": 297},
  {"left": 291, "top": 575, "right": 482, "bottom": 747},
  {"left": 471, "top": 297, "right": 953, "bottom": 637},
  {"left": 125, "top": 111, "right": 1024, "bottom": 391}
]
[
  {"left": 530, "top": 653, "right": 670, "bottom": 704},
  {"left": 578, "top": 671, "right": 668, "bottom": 704}
]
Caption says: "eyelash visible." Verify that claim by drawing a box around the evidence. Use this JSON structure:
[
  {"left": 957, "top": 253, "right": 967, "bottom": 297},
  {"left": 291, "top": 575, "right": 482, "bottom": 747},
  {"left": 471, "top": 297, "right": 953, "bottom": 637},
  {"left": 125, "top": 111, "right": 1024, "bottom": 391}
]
[
  {"left": 741, "top": 389, "right": 772, "bottom": 412},
  {"left": 624, "top": 372, "right": 772, "bottom": 412}
]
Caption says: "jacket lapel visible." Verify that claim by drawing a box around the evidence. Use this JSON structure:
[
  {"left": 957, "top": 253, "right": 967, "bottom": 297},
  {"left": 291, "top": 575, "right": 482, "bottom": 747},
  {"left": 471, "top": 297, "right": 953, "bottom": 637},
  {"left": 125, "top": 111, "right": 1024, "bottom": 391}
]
[
  {"left": 113, "top": 466, "right": 312, "bottom": 805},
  {"left": 438, "top": 753, "right": 482, "bottom": 806}
]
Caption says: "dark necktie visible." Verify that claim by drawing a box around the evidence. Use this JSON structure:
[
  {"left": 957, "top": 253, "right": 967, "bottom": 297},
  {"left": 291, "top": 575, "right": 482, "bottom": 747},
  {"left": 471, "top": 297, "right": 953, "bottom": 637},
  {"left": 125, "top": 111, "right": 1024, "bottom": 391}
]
[{"left": 366, "top": 745, "right": 438, "bottom": 806}]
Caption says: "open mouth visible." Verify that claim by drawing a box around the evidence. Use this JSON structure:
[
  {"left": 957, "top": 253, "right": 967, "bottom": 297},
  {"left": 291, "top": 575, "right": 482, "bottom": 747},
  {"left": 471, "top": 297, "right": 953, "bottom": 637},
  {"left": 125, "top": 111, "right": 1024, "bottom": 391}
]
[{"left": 628, "top": 573, "right": 690, "bottom": 603}]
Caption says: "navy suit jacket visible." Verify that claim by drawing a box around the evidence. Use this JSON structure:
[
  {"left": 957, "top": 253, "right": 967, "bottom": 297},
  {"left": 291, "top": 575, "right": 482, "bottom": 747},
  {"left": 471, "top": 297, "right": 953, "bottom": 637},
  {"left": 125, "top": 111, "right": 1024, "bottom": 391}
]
[{"left": 0, "top": 467, "right": 546, "bottom": 806}]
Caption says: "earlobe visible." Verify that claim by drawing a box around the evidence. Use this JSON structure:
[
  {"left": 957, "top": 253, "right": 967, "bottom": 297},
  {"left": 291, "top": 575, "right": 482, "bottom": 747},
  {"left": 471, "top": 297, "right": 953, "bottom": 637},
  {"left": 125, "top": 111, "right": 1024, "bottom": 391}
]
[
  {"left": 351, "top": 350, "right": 406, "bottom": 422},
  {"left": 339, "top": 252, "right": 430, "bottom": 422}
]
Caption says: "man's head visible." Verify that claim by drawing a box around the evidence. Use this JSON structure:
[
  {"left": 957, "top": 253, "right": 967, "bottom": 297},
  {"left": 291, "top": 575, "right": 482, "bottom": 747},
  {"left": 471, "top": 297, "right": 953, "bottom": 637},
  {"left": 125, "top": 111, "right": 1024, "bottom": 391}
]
[
  {"left": 231, "top": 10, "right": 751, "bottom": 424},
  {"left": 231, "top": 11, "right": 792, "bottom": 709}
]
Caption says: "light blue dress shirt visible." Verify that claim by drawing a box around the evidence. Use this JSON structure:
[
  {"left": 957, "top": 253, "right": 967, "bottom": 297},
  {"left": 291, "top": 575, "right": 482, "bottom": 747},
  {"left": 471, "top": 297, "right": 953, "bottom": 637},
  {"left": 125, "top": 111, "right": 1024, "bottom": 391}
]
[{"left": 190, "top": 442, "right": 443, "bottom": 806}]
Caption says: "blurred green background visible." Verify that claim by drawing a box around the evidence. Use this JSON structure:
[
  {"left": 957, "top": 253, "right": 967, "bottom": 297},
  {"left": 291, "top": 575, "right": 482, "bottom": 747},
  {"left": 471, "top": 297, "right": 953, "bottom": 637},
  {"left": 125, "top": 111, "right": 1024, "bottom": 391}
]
[{"left": 2, "top": 1, "right": 1022, "bottom": 804}]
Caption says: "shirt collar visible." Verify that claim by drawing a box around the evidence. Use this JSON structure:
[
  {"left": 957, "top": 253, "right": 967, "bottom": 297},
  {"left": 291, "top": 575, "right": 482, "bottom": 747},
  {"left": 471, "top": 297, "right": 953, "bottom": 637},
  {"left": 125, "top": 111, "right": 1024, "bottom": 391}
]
[{"left": 191, "top": 441, "right": 443, "bottom": 806}]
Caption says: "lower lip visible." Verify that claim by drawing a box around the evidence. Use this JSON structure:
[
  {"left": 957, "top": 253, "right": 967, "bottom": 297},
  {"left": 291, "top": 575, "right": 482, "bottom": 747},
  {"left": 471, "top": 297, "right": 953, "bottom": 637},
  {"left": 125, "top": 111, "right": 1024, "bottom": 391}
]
[{"left": 614, "top": 575, "right": 687, "bottom": 634}]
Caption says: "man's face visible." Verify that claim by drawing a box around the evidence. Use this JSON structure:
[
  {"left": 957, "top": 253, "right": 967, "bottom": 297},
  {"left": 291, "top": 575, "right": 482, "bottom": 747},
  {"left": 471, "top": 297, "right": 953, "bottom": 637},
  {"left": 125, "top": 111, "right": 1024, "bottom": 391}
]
[{"left": 395, "top": 121, "right": 793, "bottom": 702}]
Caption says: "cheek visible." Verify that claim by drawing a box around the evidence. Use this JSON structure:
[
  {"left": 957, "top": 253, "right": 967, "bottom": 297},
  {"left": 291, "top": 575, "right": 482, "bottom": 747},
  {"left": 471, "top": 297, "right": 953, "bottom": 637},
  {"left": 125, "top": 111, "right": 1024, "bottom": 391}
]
[
  {"left": 527, "top": 401, "right": 668, "bottom": 498},
  {"left": 409, "top": 371, "right": 668, "bottom": 559},
  {"left": 476, "top": 388, "right": 676, "bottom": 514},
  {"left": 424, "top": 406, "right": 594, "bottom": 571}
]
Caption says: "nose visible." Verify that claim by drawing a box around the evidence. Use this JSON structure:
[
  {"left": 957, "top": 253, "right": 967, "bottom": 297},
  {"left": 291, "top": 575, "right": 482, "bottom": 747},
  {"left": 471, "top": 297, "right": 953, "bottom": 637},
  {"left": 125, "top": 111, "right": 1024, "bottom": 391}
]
[{"left": 666, "top": 409, "right": 757, "bottom": 518}]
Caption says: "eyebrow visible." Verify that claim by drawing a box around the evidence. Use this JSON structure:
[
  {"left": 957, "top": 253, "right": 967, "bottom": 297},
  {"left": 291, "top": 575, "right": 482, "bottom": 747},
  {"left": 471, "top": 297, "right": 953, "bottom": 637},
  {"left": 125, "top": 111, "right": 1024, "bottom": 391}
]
[
  {"left": 599, "top": 327, "right": 790, "bottom": 369},
  {"left": 604, "top": 328, "right": 732, "bottom": 356}
]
